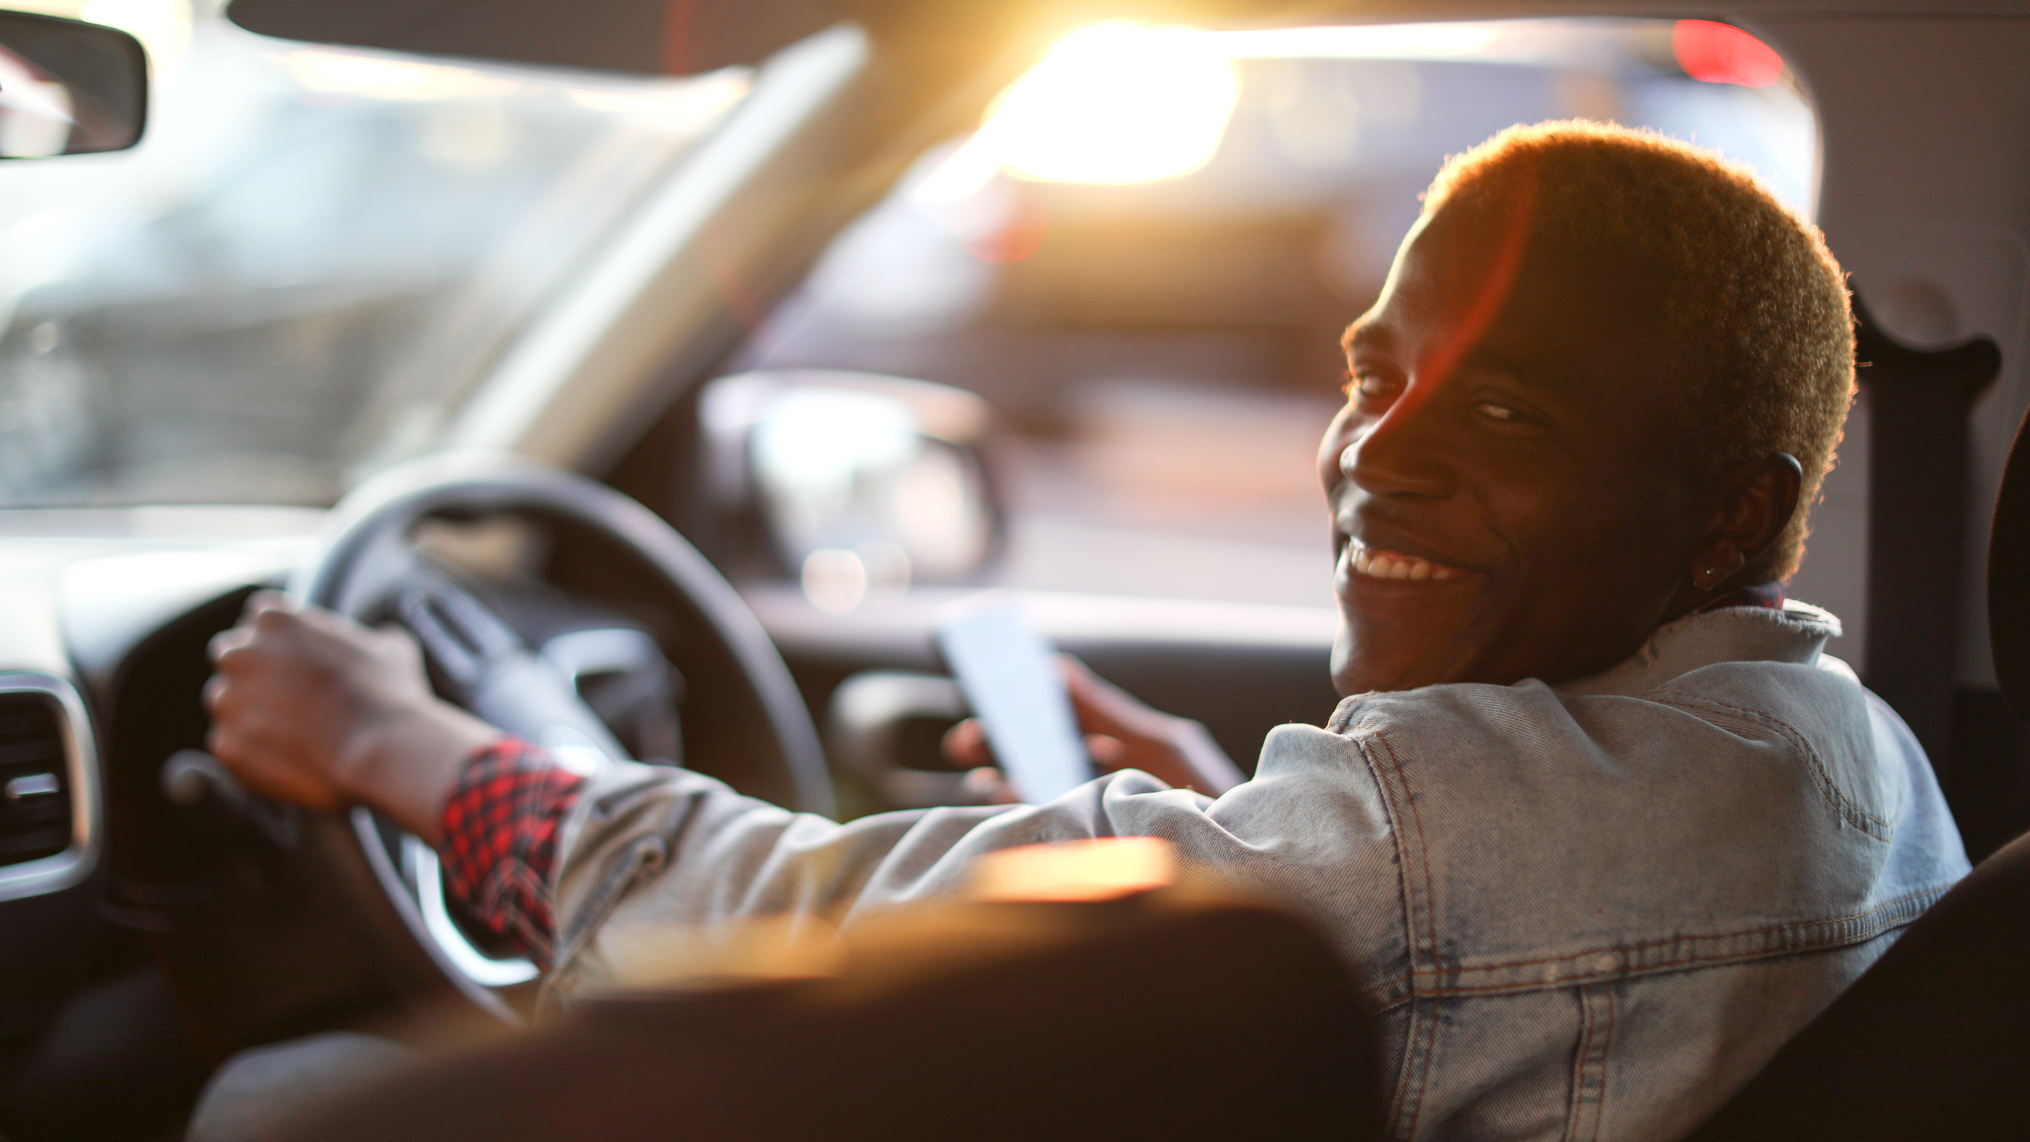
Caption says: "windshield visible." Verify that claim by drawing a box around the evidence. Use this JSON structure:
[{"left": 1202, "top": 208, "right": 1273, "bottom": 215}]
[
  {"left": 0, "top": 6, "right": 747, "bottom": 507},
  {"left": 743, "top": 17, "right": 1820, "bottom": 609}
]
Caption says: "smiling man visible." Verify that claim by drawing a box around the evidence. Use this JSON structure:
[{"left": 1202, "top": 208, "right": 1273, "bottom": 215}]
[
  {"left": 205, "top": 122, "right": 1969, "bottom": 1141},
  {"left": 1323, "top": 127, "right": 1830, "bottom": 695}
]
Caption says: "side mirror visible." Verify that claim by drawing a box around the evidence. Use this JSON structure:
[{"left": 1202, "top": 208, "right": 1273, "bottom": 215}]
[
  {"left": 0, "top": 10, "right": 148, "bottom": 158},
  {"left": 701, "top": 370, "right": 1004, "bottom": 609}
]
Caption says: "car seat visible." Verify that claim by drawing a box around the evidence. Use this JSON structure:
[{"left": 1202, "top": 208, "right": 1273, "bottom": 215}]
[{"left": 1680, "top": 364, "right": 2030, "bottom": 1141}]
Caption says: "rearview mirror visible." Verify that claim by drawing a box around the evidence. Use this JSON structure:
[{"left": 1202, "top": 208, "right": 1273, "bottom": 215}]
[
  {"left": 702, "top": 370, "right": 1004, "bottom": 610},
  {"left": 0, "top": 10, "right": 148, "bottom": 158}
]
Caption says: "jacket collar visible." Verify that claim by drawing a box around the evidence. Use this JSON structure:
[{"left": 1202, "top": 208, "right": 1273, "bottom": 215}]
[{"left": 1555, "top": 600, "right": 1841, "bottom": 698}]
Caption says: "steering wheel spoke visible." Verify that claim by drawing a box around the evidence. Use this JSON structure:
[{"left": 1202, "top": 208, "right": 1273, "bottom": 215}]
[
  {"left": 394, "top": 567, "right": 628, "bottom": 772},
  {"left": 395, "top": 570, "right": 524, "bottom": 689}
]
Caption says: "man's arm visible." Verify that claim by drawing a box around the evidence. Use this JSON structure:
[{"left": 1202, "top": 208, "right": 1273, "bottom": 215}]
[
  {"left": 202, "top": 593, "right": 1376, "bottom": 993},
  {"left": 204, "top": 592, "right": 1238, "bottom": 846}
]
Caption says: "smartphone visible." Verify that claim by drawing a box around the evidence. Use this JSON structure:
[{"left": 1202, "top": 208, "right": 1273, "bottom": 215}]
[{"left": 936, "top": 593, "right": 1090, "bottom": 803}]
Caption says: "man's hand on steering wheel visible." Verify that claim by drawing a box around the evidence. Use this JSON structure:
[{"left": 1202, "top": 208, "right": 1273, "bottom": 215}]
[{"left": 204, "top": 590, "right": 502, "bottom": 843}]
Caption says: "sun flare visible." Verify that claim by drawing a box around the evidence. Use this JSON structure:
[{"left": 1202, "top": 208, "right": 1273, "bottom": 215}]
[{"left": 939, "top": 22, "right": 1240, "bottom": 191}]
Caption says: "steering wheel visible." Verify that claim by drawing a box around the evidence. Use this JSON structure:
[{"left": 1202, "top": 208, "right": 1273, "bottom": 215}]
[{"left": 290, "top": 453, "right": 832, "bottom": 1021}]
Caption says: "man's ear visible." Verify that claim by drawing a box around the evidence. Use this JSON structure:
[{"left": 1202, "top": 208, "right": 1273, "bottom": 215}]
[{"left": 1689, "top": 453, "right": 1803, "bottom": 592}]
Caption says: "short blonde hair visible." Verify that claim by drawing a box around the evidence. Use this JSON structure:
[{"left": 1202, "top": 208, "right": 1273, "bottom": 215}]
[{"left": 1423, "top": 121, "right": 1852, "bottom": 582}]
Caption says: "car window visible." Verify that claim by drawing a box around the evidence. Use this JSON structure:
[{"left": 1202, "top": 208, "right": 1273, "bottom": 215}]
[
  {"left": 737, "top": 18, "right": 1818, "bottom": 610},
  {"left": 0, "top": 4, "right": 747, "bottom": 507}
]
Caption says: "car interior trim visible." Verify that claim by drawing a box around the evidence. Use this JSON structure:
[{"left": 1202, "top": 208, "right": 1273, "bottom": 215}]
[{"left": 0, "top": 671, "right": 101, "bottom": 902}]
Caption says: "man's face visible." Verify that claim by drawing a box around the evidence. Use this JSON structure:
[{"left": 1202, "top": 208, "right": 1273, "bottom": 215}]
[{"left": 1320, "top": 200, "right": 1711, "bottom": 695}]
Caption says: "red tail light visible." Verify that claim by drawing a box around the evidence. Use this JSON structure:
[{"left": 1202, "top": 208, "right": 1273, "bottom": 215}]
[{"left": 1673, "top": 20, "right": 1784, "bottom": 88}]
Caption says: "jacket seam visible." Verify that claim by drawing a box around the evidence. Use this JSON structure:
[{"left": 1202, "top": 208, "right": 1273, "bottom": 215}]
[
  {"left": 1648, "top": 688, "right": 1893, "bottom": 840},
  {"left": 1426, "top": 884, "right": 1946, "bottom": 975},
  {"left": 1563, "top": 985, "right": 1595, "bottom": 1142},
  {"left": 1593, "top": 987, "right": 1615, "bottom": 1142},
  {"left": 1405, "top": 886, "right": 1945, "bottom": 996},
  {"left": 1369, "top": 970, "right": 1414, "bottom": 1011},
  {"left": 1563, "top": 983, "right": 1614, "bottom": 1142},
  {"left": 1369, "top": 730, "right": 1442, "bottom": 975},
  {"left": 1355, "top": 728, "right": 1440, "bottom": 1139}
]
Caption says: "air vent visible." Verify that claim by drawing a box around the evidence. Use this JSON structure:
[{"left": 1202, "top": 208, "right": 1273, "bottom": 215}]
[
  {"left": 0, "top": 692, "right": 71, "bottom": 865},
  {"left": 0, "top": 674, "right": 97, "bottom": 900}
]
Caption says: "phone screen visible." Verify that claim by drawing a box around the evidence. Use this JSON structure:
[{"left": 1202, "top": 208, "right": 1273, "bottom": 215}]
[{"left": 936, "top": 594, "right": 1090, "bottom": 803}]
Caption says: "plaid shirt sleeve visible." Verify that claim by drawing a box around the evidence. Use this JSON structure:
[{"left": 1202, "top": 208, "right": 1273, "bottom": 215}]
[{"left": 439, "top": 738, "right": 587, "bottom": 968}]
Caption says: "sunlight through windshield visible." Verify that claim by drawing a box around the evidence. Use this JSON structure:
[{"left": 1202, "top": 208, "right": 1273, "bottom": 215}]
[{"left": 0, "top": 6, "right": 747, "bottom": 507}]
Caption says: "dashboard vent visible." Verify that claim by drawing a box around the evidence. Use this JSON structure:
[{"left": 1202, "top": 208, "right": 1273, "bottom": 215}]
[{"left": 0, "top": 691, "right": 72, "bottom": 866}]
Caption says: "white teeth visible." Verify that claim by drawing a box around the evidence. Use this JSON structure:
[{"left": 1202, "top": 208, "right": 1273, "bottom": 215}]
[{"left": 1348, "top": 544, "right": 1463, "bottom": 582}]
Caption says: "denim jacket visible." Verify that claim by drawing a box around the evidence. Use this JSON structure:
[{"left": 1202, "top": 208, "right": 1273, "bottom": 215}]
[{"left": 547, "top": 601, "right": 1968, "bottom": 1141}]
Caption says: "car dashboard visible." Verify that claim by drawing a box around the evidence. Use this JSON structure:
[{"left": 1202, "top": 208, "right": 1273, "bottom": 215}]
[{"left": 0, "top": 509, "right": 320, "bottom": 1133}]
